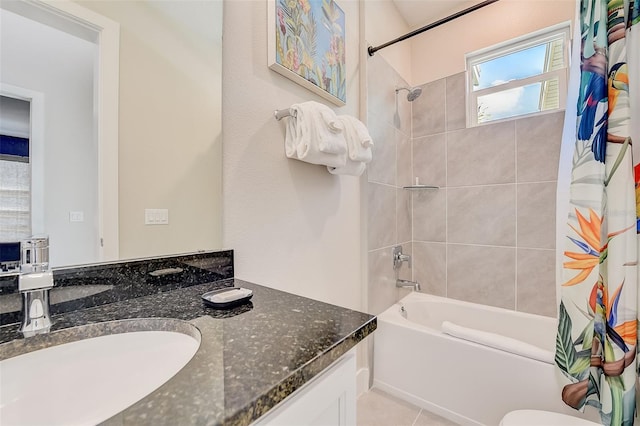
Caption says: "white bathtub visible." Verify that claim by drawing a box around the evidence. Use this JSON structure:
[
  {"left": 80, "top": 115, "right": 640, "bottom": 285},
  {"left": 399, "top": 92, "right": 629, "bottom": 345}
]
[{"left": 373, "top": 292, "right": 600, "bottom": 425}]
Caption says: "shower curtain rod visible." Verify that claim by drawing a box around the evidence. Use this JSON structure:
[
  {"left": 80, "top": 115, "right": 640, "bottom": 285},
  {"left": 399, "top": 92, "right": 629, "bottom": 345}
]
[{"left": 367, "top": 0, "right": 500, "bottom": 56}]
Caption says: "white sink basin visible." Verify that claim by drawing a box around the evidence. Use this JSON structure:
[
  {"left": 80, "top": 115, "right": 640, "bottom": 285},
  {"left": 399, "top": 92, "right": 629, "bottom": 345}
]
[{"left": 0, "top": 320, "right": 201, "bottom": 426}]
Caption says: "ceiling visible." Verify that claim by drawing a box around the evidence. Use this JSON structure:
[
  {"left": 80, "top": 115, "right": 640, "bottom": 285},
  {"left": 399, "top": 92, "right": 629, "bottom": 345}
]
[{"left": 391, "top": 0, "right": 486, "bottom": 29}]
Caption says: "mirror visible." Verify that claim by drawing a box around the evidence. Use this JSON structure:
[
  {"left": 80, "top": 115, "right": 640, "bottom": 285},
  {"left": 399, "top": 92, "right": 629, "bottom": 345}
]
[{"left": 0, "top": 0, "right": 223, "bottom": 268}]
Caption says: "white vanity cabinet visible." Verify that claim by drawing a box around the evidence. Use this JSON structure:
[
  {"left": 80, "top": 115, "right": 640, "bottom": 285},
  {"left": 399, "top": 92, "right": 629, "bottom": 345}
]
[{"left": 254, "top": 351, "right": 356, "bottom": 426}]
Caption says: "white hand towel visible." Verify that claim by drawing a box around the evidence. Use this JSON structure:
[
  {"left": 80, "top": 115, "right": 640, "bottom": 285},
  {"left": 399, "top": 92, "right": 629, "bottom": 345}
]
[
  {"left": 336, "top": 115, "right": 373, "bottom": 163},
  {"left": 284, "top": 108, "right": 301, "bottom": 159},
  {"left": 296, "top": 101, "right": 346, "bottom": 157},
  {"left": 320, "top": 108, "right": 344, "bottom": 134},
  {"left": 284, "top": 101, "right": 347, "bottom": 168}
]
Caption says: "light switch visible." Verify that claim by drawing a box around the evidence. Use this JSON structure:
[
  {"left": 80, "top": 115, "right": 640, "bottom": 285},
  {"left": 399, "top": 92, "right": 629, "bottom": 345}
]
[
  {"left": 145, "top": 209, "right": 169, "bottom": 225},
  {"left": 69, "top": 211, "right": 84, "bottom": 222}
]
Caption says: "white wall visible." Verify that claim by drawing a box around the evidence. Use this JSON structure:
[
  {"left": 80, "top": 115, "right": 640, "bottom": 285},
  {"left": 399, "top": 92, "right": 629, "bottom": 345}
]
[
  {"left": 364, "top": 0, "right": 412, "bottom": 84},
  {"left": 1, "top": 9, "right": 99, "bottom": 266},
  {"left": 411, "top": 0, "right": 575, "bottom": 83},
  {"left": 222, "top": 0, "right": 363, "bottom": 311}
]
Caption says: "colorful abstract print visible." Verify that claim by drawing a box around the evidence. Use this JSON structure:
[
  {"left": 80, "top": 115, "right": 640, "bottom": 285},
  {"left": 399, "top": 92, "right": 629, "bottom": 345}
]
[
  {"left": 275, "top": 0, "right": 346, "bottom": 102},
  {"left": 556, "top": 1, "right": 638, "bottom": 425}
]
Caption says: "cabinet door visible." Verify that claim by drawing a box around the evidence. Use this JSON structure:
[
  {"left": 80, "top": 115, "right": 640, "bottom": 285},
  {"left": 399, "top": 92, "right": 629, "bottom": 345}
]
[{"left": 255, "top": 352, "right": 356, "bottom": 426}]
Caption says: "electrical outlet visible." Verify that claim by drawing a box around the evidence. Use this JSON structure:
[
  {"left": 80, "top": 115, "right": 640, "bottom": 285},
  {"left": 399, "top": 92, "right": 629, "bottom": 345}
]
[
  {"left": 69, "top": 211, "right": 84, "bottom": 222},
  {"left": 145, "top": 209, "right": 169, "bottom": 225}
]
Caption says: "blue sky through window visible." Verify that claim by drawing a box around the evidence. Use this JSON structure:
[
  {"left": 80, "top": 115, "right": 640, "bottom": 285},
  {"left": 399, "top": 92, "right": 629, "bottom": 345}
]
[
  {"left": 478, "top": 83, "right": 543, "bottom": 121},
  {"left": 474, "top": 43, "right": 549, "bottom": 123},
  {"left": 474, "top": 44, "right": 547, "bottom": 90},
  {"left": 468, "top": 24, "right": 569, "bottom": 125}
]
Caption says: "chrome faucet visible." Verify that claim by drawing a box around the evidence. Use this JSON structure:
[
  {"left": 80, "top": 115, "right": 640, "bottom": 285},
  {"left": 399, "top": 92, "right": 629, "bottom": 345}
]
[
  {"left": 18, "top": 236, "right": 54, "bottom": 337},
  {"left": 393, "top": 245, "right": 411, "bottom": 269},
  {"left": 396, "top": 279, "right": 421, "bottom": 291},
  {"left": 393, "top": 245, "right": 421, "bottom": 291}
]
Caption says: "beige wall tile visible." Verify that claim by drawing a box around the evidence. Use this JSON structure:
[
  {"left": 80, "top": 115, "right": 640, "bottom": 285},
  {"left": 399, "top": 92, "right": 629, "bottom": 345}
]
[
  {"left": 413, "top": 242, "right": 446, "bottom": 296},
  {"left": 447, "top": 244, "right": 516, "bottom": 309},
  {"left": 368, "top": 113, "right": 396, "bottom": 185},
  {"left": 447, "top": 121, "right": 515, "bottom": 186},
  {"left": 367, "top": 54, "right": 411, "bottom": 135},
  {"left": 368, "top": 248, "right": 400, "bottom": 315},
  {"left": 396, "top": 243, "right": 413, "bottom": 282},
  {"left": 397, "top": 285, "right": 414, "bottom": 300},
  {"left": 388, "top": 55, "right": 411, "bottom": 135},
  {"left": 516, "top": 111, "right": 564, "bottom": 183},
  {"left": 397, "top": 128, "right": 412, "bottom": 188},
  {"left": 413, "top": 188, "right": 446, "bottom": 242},
  {"left": 394, "top": 83, "right": 412, "bottom": 136},
  {"left": 446, "top": 72, "right": 466, "bottom": 131},
  {"left": 367, "top": 55, "right": 414, "bottom": 316},
  {"left": 413, "top": 134, "right": 446, "bottom": 188},
  {"left": 412, "top": 79, "right": 446, "bottom": 138},
  {"left": 368, "top": 182, "right": 396, "bottom": 250},
  {"left": 397, "top": 188, "right": 412, "bottom": 245},
  {"left": 370, "top": 67, "right": 563, "bottom": 317},
  {"left": 517, "top": 182, "right": 556, "bottom": 249},
  {"left": 516, "top": 248, "right": 556, "bottom": 317},
  {"left": 367, "top": 54, "right": 398, "bottom": 126},
  {"left": 447, "top": 185, "right": 516, "bottom": 246}
]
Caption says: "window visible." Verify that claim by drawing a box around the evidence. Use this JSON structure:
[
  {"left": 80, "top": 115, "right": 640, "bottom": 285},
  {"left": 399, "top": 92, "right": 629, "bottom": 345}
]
[
  {"left": 466, "top": 23, "right": 570, "bottom": 126},
  {"left": 0, "top": 96, "right": 31, "bottom": 247}
]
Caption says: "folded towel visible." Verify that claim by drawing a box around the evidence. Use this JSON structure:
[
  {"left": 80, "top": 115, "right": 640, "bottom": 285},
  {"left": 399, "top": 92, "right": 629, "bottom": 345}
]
[
  {"left": 320, "top": 108, "right": 344, "bottom": 134},
  {"left": 284, "top": 110, "right": 300, "bottom": 159},
  {"left": 441, "top": 321, "right": 554, "bottom": 364},
  {"left": 296, "top": 102, "right": 346, "bottom": 156},
  {"left": 284, "top": 101, "right": 347, "bottom": 168},
  {"left": 327, "top": 161, "right": 366, "bottom": 176},
  {"left": 336, "top": 115, "right": 373, "bottom": 163}
]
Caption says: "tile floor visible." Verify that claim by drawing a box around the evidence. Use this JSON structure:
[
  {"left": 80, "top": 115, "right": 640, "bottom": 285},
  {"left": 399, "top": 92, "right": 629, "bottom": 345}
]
[{"left": 357, "top": 388, "right": 459, "bottom": 426}]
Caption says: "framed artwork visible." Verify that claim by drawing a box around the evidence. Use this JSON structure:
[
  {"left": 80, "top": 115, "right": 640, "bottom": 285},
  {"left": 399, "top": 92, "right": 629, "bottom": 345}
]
[{"left": 267, "top": 0, "right": 346, "bottom": 106}]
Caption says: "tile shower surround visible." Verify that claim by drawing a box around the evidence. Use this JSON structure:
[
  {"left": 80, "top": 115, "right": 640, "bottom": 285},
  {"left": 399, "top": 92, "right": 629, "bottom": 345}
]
[{"left": 367, "top": 54, "right": 563, "bottom": 318}]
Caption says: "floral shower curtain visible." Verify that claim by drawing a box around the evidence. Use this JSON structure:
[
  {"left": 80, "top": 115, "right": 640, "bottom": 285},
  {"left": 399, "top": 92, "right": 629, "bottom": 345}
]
[{"left": 556, "top": 0, "right": 639, "bottom": 425}]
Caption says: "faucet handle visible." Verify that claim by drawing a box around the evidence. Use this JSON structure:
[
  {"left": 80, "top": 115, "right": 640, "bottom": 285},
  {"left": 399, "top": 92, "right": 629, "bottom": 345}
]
[
  {"left": 20, "top": 236, "right": 50, "bottom": 274},
  {"left": 393, "top": 245, "right": 411, "bottom": 269}
]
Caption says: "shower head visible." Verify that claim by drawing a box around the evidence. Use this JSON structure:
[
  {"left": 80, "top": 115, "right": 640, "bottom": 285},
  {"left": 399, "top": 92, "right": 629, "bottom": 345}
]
[{"left": 396, "top": 86, "right": 422, "bottom": 102}]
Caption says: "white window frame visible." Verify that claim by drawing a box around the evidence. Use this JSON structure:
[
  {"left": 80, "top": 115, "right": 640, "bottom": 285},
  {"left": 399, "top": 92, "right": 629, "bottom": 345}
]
[{"left": 466, "top": 22, "right": 571, "bottom": 127}]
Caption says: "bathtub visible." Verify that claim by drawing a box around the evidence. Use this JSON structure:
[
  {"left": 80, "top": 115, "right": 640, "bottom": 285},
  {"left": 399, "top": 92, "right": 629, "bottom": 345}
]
[{"left": 373, "top": 292, "right": 600, "bottom": 425}]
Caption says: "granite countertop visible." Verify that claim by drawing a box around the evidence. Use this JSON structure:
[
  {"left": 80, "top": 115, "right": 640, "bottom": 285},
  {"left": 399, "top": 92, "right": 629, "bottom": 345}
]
[{"left": 0, "top": 252, "right": 376, "bottom": 425}]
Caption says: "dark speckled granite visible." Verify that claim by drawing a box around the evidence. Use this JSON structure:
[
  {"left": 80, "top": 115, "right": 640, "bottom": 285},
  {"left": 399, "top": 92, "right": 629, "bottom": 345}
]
[
  {"left": 0, "top": 251, "right": 234, "bottom": 326},
  {"left": 0, "top": 251, "right": 376, "bottom": 425}
]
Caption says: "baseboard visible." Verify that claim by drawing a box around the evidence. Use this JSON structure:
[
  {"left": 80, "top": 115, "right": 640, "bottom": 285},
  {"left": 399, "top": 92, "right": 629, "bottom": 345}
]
[{"left": 356, "top": 368, "right": 370, "bottom": 397}]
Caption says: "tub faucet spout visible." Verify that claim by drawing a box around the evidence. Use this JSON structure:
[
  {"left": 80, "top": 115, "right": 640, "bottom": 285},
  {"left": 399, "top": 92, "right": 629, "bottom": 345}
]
[{"left": 396, "top": 279, "right": 421, "bottom": 291}]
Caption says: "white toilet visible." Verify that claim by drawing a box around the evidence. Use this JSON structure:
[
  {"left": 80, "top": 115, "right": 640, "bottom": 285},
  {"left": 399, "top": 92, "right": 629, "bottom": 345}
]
[{"left": 500, "top": 410, "right": 601, "bottom": 425}]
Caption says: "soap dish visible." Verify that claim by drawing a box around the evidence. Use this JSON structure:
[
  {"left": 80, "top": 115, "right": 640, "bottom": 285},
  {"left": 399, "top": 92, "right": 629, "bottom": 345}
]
[{"left": 202, "top": 287, "right": 253, "bottom": 309}]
